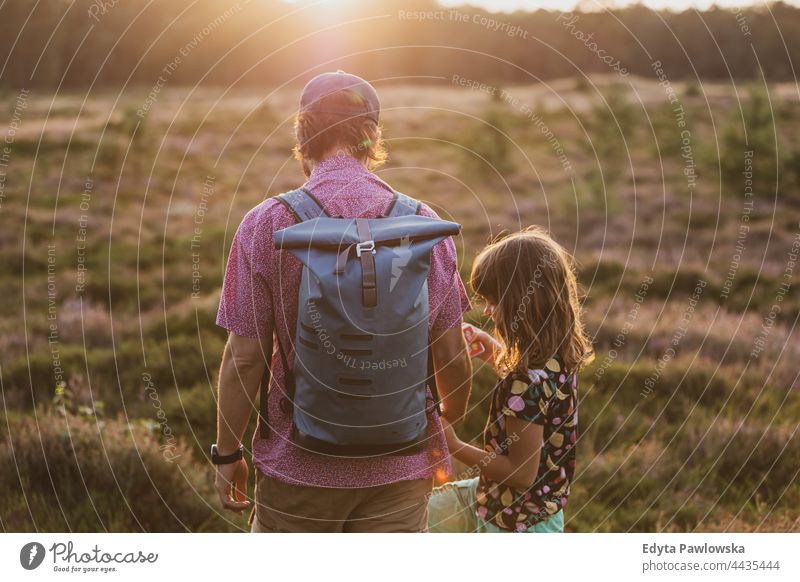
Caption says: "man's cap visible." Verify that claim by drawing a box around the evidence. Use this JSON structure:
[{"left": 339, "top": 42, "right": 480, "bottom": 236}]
[{"left": 299, "top": 70, "right": 380, "bottom": 123}]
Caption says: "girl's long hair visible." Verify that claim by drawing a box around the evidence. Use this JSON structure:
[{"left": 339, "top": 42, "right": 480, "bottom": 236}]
[{"left": 470, "top": 226, "right": 594, "bottom": 375}]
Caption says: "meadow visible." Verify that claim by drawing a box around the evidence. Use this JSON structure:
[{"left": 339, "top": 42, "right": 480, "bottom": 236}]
[{"left": 1, "top": 75, "right": 798, "bottom": 532}]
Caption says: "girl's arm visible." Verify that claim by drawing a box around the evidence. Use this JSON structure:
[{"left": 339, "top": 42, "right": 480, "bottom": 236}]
[{"left": 442, "top": 418, "right": 543, "bottom": 490}]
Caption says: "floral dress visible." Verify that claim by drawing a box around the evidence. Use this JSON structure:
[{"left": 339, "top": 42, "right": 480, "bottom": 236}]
[{"left": 475, "top": 354, "right": 578, "bottom": 531}]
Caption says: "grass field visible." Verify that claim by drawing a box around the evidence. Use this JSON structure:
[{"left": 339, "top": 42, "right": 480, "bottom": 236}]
[{"left": 1, "top": 75, "right": 799, "bottom": 532}]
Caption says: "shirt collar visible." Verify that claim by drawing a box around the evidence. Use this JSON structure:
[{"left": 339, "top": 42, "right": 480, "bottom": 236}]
[{"left": 308, "top": 154, "right": 367, "bottom": 179}]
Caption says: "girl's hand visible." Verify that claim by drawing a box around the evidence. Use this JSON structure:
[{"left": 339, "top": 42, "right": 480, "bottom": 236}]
[
  {"left": 461, "top": 323, "right": 501, "bottom": 363},
  {"left": 440, "top": 417, "right": 460, "bottom": 450}
]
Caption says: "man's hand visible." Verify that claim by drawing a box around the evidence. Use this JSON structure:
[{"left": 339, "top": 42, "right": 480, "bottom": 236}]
[
  {"left": 215, "top": 332, "right": 268, "bottom": 514},
  {"left": 215, "top": 458, "right": 252, "bottom": 514}
]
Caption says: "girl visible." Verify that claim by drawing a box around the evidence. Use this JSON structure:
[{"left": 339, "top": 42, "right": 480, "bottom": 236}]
[{"left": 428, "top": 226, "right": 593, "bottom": 533}]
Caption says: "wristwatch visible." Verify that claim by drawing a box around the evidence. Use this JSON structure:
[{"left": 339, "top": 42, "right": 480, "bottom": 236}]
[{"left": 210, "top": 443, "right": 244, "bottom": 465}]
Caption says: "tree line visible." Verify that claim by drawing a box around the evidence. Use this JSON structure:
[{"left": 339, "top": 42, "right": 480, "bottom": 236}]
[{"left": 1, "top": 0, "right": 798, "bottom": 90}]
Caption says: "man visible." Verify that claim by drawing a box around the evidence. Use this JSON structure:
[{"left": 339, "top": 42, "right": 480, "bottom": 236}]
[{"left": 212, "top": 70, "right": 472, "bottom": 532}]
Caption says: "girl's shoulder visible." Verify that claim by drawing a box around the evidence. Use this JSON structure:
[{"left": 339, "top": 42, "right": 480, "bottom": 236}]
[
  {"left": 537, "top": 353, "right": 575, "bottom": 382},
  {"left": 498, "top": 355, "right": 578, "bottom": 422},
  {"left": 503, "top": 354, "right": 576, "bottom": 391}
]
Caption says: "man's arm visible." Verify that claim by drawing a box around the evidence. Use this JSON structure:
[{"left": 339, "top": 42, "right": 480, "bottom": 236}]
[
  {"left": 214, "top": 332, "right": 271, "bottom": 513},
  {"left": 431, "top": 326, "right": 472, "bottom": 425}
]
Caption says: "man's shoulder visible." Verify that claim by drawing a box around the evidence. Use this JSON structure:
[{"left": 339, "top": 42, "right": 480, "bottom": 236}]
[
  {"left": 238, "top": 193, "right": 296, "bottom": 236},
  {"left": 413, "top": 199, "right": 443, "bottom": 220},
  {"left": 239, "top": 191, "right": 448, "bottom": 232}
]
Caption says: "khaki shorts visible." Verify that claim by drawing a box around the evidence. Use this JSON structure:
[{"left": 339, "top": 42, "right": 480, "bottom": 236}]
[{"left": 250, "top": 469, "right": 433, "bottom": 533}]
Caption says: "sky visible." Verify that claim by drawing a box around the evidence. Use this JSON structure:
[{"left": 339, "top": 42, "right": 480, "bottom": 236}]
[{"left": 436, "top": 0, "right": 798, "bottom": 11}]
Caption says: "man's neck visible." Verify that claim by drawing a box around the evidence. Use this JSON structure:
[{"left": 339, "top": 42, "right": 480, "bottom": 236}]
[{"left": 303, "top": 151, "right": 367, "bottom": 177}]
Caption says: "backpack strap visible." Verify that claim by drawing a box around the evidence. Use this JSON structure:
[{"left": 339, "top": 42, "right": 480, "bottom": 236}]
[
  {"left": 355, "top": 218, "right": 378, "bottom": 308},
  {"left": 258, "top": 330, "right": 293, "bottom": 439},
  {"left": 276, "top": 188, "right": 328, "bottom": 222},
  {"left": 259, "top": 188, "right": 324, "bottom": 440},
  {"left": 384, "top": 191, "right": 420, "bottom": 217}
]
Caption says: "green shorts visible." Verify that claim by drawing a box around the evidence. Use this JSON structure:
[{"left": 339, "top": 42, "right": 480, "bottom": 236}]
[{"left": 427, "top": 477, "right": 564, "bottom": 533}]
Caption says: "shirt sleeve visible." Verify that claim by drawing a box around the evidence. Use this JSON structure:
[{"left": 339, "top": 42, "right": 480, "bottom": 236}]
[
  {"left": 216, "top": 204, "right": 275, "bottom": 340},
  {"left": 418, "top": 203, "right": 472, "bottom": 331},
  {"left": 501, "top": 372, "right": 550, "bottom": 425}
]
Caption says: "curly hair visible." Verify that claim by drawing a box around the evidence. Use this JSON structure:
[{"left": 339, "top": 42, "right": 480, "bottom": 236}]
[{"left": 293, "top": 90, "right": 388, "bottom": 176}]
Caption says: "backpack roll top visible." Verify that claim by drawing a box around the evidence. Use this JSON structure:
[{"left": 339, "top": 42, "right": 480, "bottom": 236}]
[
  {"left": 275, "top": 215, "right": 459, "bottom": 309},
  {"left": 274, "top": 215, "right": 460, "bottom": 254},
  {"left": 270, "top": 188, "right": 461, "bottom": 457}
]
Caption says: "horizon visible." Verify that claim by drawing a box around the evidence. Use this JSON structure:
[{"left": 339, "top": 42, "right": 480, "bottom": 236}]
[
  {"left": 283, "top": 0, "right": 800, "bottom": 13},
  {"left": 433, "top": 0, "right": 798, "bottom": 11}
]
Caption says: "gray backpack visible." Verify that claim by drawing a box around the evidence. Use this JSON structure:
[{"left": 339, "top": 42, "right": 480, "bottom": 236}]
[{"left": 259, "top": 188, "right": 461, "bottom": 457}]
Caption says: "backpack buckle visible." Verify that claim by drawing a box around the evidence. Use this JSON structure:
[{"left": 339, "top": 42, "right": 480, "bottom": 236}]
[{"left": 356, "top": 240, "right": 376, "bottom": 257}]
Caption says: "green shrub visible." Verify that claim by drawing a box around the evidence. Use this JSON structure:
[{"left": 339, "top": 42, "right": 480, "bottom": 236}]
[
  {"left": 578, "top": 86, "right": 637, "bottom": 206},
  {"left": 0, "top": 409, "right": 241, "bottom": 532},
  {"left": 720, "top": 85, "right": 781, "bottom": 197},
  {"left": 683, "top": 81, "right": 701, "bottom": 98},
  {"left": 4, "top": 335, "right": 225, "bottom": 413},
  {"left": 462, "top": 105, "right": 516, "bottom": 177},
  {"left": 677, "top": 418, "right": 800, "bottom": 505},
  {"left": 161, "top": 385, "right": 219, "bottom": 459}
]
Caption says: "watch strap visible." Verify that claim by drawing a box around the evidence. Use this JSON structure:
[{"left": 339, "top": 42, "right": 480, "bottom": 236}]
[{"left": 211, "top": 443, "right": 243, "bottom": 465}]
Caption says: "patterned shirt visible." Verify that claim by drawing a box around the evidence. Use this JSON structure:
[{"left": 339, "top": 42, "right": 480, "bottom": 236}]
[
  {"left": 216, "top": 154, "right": 471, "bottom": 488},
  {"left": 476, "top": 354, "right": 578, "bottom": 531}
]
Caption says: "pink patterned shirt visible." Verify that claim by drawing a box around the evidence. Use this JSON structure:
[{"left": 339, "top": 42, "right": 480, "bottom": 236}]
[{"left": 216, "top": 154, "right": 471, "bottom": 488}]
